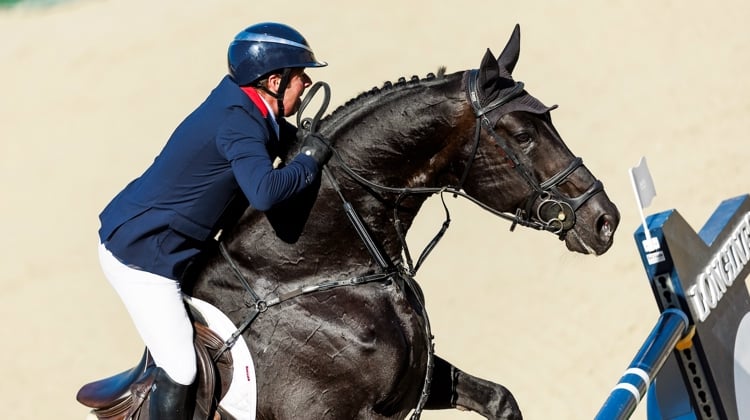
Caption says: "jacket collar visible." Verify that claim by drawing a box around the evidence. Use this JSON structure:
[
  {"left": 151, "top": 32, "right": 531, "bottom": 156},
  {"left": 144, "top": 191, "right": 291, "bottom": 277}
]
[
  {"left": 240, "top": 86, "right": 280, "bottom": 140},
  {"left": 240, "top": 86, "right": 270, "bottom": 118}
]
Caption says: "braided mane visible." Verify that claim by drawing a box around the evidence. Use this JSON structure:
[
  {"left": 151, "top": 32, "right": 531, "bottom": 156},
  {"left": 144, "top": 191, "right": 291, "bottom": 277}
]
[{"left": 325, "top": 66, "right": 448, "bottom": 122}]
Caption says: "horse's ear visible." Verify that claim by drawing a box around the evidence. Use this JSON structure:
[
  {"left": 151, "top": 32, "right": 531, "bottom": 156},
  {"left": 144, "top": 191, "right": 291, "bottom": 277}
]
[
  {"left": 498, "top": 24, "right": 521, "bottom": 75},
  {"left": 478, "top": 48, "right": 500, "bottom": 95}
]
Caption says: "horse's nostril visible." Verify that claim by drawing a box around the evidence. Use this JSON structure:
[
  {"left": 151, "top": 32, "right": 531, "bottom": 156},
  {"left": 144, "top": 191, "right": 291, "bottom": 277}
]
[{"left": 597, "top": 214, "right": 615, "bottom": 241}]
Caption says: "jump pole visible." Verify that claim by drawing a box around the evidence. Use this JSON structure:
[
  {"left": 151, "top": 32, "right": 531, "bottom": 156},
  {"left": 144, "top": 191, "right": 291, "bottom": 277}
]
[{"left": 593, "top": 308, "right": 689, "bottom": 420}]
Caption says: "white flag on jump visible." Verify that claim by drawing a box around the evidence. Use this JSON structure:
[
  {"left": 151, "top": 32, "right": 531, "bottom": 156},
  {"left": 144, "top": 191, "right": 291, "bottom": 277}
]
[{"left": 630, "top": 156, "right": 656, "bottom": 209}]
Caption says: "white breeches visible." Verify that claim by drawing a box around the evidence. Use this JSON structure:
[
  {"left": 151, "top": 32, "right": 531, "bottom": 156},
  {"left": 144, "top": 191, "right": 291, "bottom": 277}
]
[{"left": 98, "top": 243, "right": 197, "bottom": 385}]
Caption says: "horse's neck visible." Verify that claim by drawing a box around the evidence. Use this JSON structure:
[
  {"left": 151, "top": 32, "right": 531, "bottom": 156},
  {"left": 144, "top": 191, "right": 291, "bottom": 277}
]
[{"left": 319, "top": 76, "right": 467, "bottom": 257}]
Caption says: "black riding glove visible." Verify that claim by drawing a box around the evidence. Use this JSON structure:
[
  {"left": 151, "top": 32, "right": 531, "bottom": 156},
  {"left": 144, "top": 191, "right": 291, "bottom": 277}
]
[{"left": 299, "top": 133, "right": 332, "bottom": 168}]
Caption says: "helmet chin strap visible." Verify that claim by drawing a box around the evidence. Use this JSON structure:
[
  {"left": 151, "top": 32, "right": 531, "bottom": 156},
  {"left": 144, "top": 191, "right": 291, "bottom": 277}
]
[{"left": 256, "top": 68, "right": 292, "bottom": 121}]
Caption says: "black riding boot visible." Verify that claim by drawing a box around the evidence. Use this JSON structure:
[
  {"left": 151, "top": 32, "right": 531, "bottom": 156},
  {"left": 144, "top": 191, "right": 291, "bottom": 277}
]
[{"left": 149, "top": 367, "right": 191, "bottom": 420}]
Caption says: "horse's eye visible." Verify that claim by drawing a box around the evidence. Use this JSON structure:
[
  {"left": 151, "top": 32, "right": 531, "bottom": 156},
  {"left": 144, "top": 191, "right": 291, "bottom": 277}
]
[{"left": 515, "top": 132, "right": 532, "bottom": 144}]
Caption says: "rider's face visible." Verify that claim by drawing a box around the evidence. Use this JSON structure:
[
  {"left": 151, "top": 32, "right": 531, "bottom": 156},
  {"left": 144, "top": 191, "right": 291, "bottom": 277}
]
[{"left": 281, "top": 69, "right": 312, "bottom": 117}]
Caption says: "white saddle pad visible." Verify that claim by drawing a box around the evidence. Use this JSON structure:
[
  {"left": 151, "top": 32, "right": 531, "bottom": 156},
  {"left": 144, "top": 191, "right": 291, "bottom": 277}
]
[{"left": 185, "top": 296, "right": 257, "bottom": 420}]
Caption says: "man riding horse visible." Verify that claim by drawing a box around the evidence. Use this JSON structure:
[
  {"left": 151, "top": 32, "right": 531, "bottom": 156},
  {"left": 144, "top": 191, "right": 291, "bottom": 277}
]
[
  {"left": 83, "top": 22, "right": 620, "bottom": 420},
  {"left": 96, "top": 22, "right": 330, "bottom": 418}
]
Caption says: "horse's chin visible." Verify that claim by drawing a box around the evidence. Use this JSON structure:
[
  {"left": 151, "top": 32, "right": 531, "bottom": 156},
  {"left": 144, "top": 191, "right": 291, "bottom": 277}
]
[{"left": 563, "top": 228, "right": 614, "bottom": 256}]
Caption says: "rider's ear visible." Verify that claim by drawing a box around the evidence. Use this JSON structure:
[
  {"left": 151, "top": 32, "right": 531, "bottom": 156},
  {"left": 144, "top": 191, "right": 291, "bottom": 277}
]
[{"left": 498, "top": 24, "right": 521, "bottom": 75}]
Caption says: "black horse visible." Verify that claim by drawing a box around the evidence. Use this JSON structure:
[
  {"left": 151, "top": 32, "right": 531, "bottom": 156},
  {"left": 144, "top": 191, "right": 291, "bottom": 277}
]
[{"left": 79, "top": 25, "right": 619, "bottom": 419}]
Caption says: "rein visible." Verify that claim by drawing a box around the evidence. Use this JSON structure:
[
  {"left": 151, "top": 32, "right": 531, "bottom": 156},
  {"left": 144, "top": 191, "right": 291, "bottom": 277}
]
[{"left": 298, "top": 74, "right": 603, "bottom": 275}]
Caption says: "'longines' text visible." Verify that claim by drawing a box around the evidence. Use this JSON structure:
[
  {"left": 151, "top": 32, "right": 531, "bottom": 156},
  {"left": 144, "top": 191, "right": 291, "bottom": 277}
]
[{"left": 686, "top": 213, "right": 750, "bottom": 322}]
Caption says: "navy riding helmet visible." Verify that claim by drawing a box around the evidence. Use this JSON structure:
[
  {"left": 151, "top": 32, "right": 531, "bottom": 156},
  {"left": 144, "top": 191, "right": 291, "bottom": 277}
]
[{"left": 228, "top": 22, "right": 327, "bottom": 86}]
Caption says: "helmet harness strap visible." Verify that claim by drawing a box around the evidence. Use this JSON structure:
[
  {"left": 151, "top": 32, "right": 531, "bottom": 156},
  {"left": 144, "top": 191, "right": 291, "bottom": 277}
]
[{"left": 255, "top": 68, "right": 292, "bottom": 121}]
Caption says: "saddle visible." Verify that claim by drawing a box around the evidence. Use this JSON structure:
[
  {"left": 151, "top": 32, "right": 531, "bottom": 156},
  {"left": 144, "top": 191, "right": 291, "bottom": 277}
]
[{"left": 76, "top": 320, "right": 235, "bottom": 420}]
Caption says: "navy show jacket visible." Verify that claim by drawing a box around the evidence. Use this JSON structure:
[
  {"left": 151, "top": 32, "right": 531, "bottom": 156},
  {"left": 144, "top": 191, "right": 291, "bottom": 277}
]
[{"left": 99, "top": 75, "right": 319, "bottom": 280}]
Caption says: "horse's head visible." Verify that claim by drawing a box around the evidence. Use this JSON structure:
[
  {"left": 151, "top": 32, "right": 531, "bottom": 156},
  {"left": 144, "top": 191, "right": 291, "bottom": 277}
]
[{"left": 455, "top": 24, "right": 619, "bottom": 255}]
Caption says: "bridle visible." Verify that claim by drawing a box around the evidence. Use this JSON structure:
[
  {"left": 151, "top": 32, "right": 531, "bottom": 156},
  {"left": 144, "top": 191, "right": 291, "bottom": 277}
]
[{"left": 463, "top": 69, "right": 604, "bottom": 237}]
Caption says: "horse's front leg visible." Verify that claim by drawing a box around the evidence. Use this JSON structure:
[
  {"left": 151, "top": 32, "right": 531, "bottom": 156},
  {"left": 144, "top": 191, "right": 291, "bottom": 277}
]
[{"left": 424, "top": 355, "right": 522, "bottom": 420}]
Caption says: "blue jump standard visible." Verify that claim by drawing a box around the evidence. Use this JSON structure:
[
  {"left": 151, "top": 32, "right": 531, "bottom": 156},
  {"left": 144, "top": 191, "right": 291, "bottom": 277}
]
[{"left": 596, "top": 194, "right": 750, "bottom": 420}]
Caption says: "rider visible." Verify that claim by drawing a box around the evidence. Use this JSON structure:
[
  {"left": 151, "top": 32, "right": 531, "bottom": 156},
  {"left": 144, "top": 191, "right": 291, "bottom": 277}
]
[{"left": 97, "top": 22, "right": 330, "bottom": 419}]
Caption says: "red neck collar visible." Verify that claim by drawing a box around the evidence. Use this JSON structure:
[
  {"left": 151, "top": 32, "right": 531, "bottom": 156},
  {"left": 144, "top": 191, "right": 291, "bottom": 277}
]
[{"left": 240, "top": 86, "right": 269, "bottom": 118}]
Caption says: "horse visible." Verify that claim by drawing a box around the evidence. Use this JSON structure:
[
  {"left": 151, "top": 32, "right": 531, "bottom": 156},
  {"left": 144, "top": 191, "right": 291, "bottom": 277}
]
[{"left": 77, "top": 24, "right": 620, "bottom": 420}]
